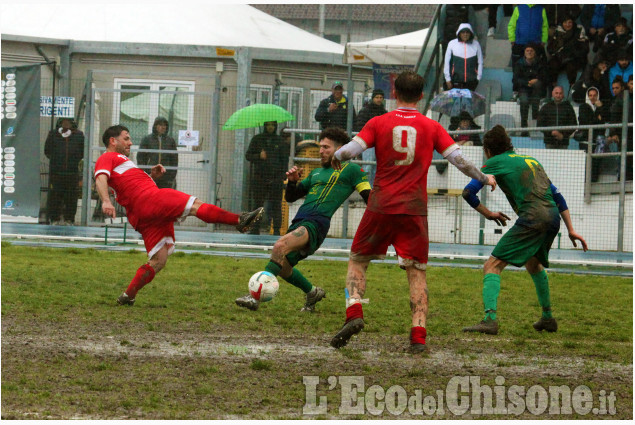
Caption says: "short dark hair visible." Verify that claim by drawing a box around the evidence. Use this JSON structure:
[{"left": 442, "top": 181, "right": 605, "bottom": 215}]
[
  {"left": 394, "top": 71, "right": 424, "bottom": 103},
  {"left": 483, "top": 125, "right": 514, "bottom": 157},
  {"left": 102, "top": 125, "right": 129, "bottom": 147},
  {"left": 318, "top": 127, "right": 349, "bottom": 147}
]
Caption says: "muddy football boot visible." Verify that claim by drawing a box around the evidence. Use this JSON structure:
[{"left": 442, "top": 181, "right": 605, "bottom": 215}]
[
  {"left": 301, "top": 286, "right": 326, "bottom": 312},
  {"left": 330, "top": 318, "right": 365, "bottom": 349},
  {"left": 462, "top": 318, "right": 499, "bottom": 335},
  {"left": 409, "top": 343, "right": 427, "bottom": 354},
  {"left": 236, "top": 207, "right": 264, "bottom": 233},
  {"left": 533, "top": 317, "right": 558, "bottom": 332},
  {"left": 117, "top": 292, "right": 135, "bottom": 306},
  {"left": 235, "top": 294, "right": 259, "bottom": 311}
]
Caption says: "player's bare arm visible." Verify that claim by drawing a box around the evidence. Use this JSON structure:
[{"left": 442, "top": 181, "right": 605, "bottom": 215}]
[
  {"left": 445, "top": 146, "right": 497, "bottom": 191},
  {"left": 475, "top": 204, "right": 510, "bottom": 226},
  {"left": 95, "top": 174, "right": 116, "bottom": 218},
  {"left": 550, "top": 183, "right": 588, "bottom": 251},
  {"left": 150, "top": 164, "right": 166, "bottom": 181}
]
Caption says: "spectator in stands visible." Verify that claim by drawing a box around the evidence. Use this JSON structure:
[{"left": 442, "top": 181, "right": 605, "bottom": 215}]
[
  {"left": 315, "top": 81, "right": 355, "bottom": 131},
  {"left": 441, "top": 5, "right": 470, "bottom": 51},
  {"left": 580, "top": 5, "right": 622, "bottom": 53},
  {"left": 354, "top": 88, "right": 387, "bottom": 185},
  {"left": 45, "top": 117, "right": 85, "bottom": 225},
  {"left": 444, "top": 23, "right": 483, "bottom": 91},
  {"left": 547, "top": 15, "right": 589, "bottom": 89},
  {"left": 245, "top": 121, "right": 289, "bottom": 235},
  {"left": 607, "top": 75, "right": 633, "bottom": 180},
  {"left": 608, "top": 52, "right": 633, "bottom": 95},
  {"left": 576, "top": 87, "right": 608, "bottom": 181},
  {"left": 571, "top": 60, "right": 612, "bottom": 104},
  {"left": 450, "top": 111, "right": 482, "bottom": 146},
  {"left": 471, "top": 5, "right": 494, "bottom": 57},
  {"left": 545, "top": 5, "right": 582, "bottom": 34},
  {"left": 576, "top": 87, "right": 608, "bottom": 150},
  {"left": 538, "top": 86, "right": 578, "bottom": 149},
  {"left": 508, "top": 5, "right": 549, "bottom": 67},
  {"left": 487, "top": 5, "right": 514, "bottom": 37},
  {"left": 513, "top": 43, "right": 547, "bottom": 136},
  {"left": 354, "top": 89, "right": 387, "bottom": 132},
  {"left": 138, "top": 116, "right": 178, "bottom": 190},
  {"left": 598, "top": 18, "right": 633, "bottom": 66}
]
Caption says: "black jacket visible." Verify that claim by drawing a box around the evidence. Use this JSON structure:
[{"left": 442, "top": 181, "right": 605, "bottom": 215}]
[
  {"left": 442, "top": 5, "right": 470, "bottom": 44},
  {"left": 245, "top": 125, "right": 289, "bottom": 193},
  {"left": 44, "top": 119, "right": 85, "bottom": 176},
  {"left": 544, "top": 5, "right": 582, "bottom": 28},
  {"left": 512, "top": 56, "right": 547, "bottom": 91},
  {"left": 538, "top": 100, "right": 578, "bottom": 147},
  {"left": 138, "top": 117, "right": 178, "bottom": 189},
  {"left": 571, "top": 64, "right": 612, "bottom": 104},
  {"left": 547, "top": 24, "right": 589, "bottom": 64},
  {"left": 578, "top": 101, "right": 608, "bottom": 144},
  {"left": 315, "top": 94, "right": 355, "bottom": 130},
  {"left": 354, "top": 102, "right": 387, "bottom": 132},
  {"left": 599, "top": 30, "right": 633, "bottom": 65}
]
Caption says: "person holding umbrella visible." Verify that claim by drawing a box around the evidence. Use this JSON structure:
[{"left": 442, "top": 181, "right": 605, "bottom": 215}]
[{"left": 245, "top": 121, "right": 289, "bottom": 235}]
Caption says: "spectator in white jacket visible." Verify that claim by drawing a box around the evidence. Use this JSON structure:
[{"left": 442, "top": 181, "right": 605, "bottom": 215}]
[{"left": 444, "top": 23, "right": 483, "bottom": 91}]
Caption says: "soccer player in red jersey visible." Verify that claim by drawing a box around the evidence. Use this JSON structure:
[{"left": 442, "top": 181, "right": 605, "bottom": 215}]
[
  {"left": 329, "top": 71, "right": 497, "bottom": 353},
  {"left": 94, "top": 125, "right": 264, "bottom": 306}
]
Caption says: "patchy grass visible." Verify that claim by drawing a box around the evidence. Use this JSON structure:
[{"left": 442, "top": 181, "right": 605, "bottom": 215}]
[{"left": 1, "top": 244, "right": 632, "bottom": 419}]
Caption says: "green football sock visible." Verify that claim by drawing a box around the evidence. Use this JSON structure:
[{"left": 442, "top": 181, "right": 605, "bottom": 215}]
[
  {"left": 264, "top": 261, "right": 282, "bottom": 277},
  {"left": 531, "top": 270, "right": 552, "bottom": 319},
  {"left": 281, "top": 268, "right": 313, "bottom": 294},
  {"left": 482, "top": 273, "right": 501, "bottom": 321}
]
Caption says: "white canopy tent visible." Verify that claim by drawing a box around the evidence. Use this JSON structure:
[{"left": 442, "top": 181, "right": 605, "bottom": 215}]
[
  {"left": 0, "top": 3, "right": 344, "bottom": 56},
  {"left": 344, "top": 28, "right": 428, "bottom": 65}
]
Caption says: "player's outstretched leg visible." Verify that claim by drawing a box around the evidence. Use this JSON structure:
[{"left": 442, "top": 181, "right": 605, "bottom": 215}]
[
  {"left": 236, "top": 207, "right": 265, "bottom": 233},
  {"left": 331, "top": 260, "right": 367, "bottom": 349},
  {"left": 117, "top": 264, "right": 156, "bottom": 306},
  {"left": 193, "top": 199, "right": 263, "bottom": 233}
]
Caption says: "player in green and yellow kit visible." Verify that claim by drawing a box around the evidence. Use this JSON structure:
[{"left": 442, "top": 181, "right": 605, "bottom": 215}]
[
  {"left": 461, "top": 125, "right": 588, "bottom": 334},
  {"left": 236, "top": 127, "right": 371, "bottom": 312}
]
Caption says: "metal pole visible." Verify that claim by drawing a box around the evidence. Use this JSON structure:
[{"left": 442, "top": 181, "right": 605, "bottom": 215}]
[
  {"left": 617, "top": 89, "right": 629, "bottom": 253},
  {"left": 209, "top": 68, "right": 222, "bottom": 208},
  {"left": 478, "top": 87, "right": 492, "bottom": 243},
  {"left": 80, "top": 71, "right": 94, "bottom": 226},
  {"left": 584, "top": 124, "right": 593, "bottom": 203},
  {"left": 50, "top": 61, "right": 56, "bottom": 132},
  {"left": 345, "top": 5, "right": 354, "bottom": 137},
  {"left": 318, "top": 4, "right": 325, "bottom": 38}
]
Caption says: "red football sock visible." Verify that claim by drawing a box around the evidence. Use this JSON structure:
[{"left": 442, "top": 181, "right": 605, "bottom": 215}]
[
  {"left": 345, "top": 303, "right": 364, "bottom": 322},
  {"left": 195, "top": 203, "right": 239, "bottom": 225},
  {"left": 410, "top": 326, "right": 427, "bottom": 345},
  {"left": 125, "top": 264, "right": 156, "bottom": 299}
]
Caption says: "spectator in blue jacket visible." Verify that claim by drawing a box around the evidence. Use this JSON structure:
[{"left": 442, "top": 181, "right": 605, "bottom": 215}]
[
  {"left": 608, "top": 52, "right": 633, "bottom": 95},
  {"left": 508, "top": 5, "right": 549, "bottom": 67},
  {"left": 580, "top": 5, "right": 622, "bottom": 51}
]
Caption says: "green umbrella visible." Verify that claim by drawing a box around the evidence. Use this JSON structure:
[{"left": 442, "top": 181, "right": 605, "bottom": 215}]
[{"left": 223, "top": 104, "right": 295, "bottom": 130}]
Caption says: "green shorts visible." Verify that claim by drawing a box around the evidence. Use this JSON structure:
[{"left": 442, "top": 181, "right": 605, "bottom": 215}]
[
  {"left": 491, "top": 216, "right": 560, "bottom": 268},
  {"left": 285, "top": 218, "right": 330, "bottom": 267}
]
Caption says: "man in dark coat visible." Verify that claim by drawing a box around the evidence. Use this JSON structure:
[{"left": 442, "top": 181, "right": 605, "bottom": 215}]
[
  {"left": 44, "top": 117, "right": 85, "bottom": 225},
  {"left": 315, "top": 81, "right": 356, "bottom": 131},
  {"left": 354, "top": 88, "right": 387, "bottom": 132},
  {"left": 537, "top": 86, "right": 578, "bottom": 149},
  {"left": 138, "top": 116, "right": 178, "bottom": 189},
  {"left": 598, "top": 17, "right": 633, "bottom": 65},
  {"left": 513, "top": 44, "right": 547, "bottom": 135},
  {"left": 245, "top": 121, "right": 289, "bottom": 235}
]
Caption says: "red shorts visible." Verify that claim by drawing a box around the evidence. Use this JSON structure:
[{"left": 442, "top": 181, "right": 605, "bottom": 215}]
[
  {"left": 350, "top": 210, "right": 429, "bottom": 267},
  {"left": 127, "top": 189, "right": 196, "bottom": 258}
]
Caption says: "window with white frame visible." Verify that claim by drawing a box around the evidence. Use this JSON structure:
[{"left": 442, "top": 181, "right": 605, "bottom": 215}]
[{"left": 113, "top": 79, "right": 195, "bottom": 148}]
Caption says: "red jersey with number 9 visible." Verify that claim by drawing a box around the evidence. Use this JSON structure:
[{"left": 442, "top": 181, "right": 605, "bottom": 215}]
[{"left": 354, "top": 107, "right": 456, "bottom": 215}]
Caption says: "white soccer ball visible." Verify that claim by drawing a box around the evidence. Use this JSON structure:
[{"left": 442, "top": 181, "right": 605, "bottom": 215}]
[{"left": 248, "top": 271, "right": 279, "bottom": 302}]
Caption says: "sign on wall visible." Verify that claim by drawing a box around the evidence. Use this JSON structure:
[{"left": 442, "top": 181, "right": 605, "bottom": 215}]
[
  {"left": 40, "top": 96, "right": 75, "bottom": 117},
  {"left": 1, "top": 64, "right": 42, "bottom": 217}
]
